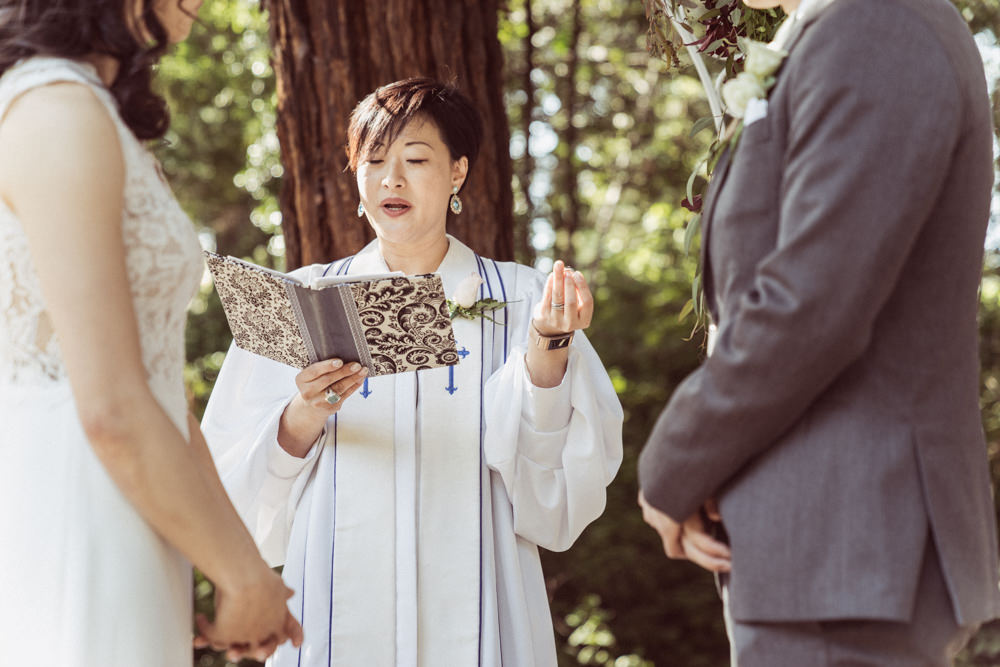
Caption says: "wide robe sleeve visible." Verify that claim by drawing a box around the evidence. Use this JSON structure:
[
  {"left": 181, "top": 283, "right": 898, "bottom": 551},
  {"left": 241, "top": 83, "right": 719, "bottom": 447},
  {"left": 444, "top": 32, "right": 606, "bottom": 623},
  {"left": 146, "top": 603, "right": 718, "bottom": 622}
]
[
  {"left": 483, "top": 267, "right": 623, "bottom": 552},
  {"left": 201, "top": 270, "right": 326, "bottom": 567}
]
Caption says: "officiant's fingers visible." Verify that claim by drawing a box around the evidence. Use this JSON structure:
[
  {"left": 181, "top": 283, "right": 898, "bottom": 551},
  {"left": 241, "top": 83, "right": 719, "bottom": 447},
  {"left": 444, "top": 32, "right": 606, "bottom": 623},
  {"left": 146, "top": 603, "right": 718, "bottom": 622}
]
[
  {"left": 320, "top": 366, "right": 367, "bottom": 410},
  {"left": 298, "top": 361, "right": 367, "bottom": 407},
  {"left": 570, "top": 271, "right": 593, "bottom": 328},
  {"left": 563, "top": 270, "right": 577, "bottom": 312},
  {"left": 551, "top": 260, "right": 566, "bottom": 308},
  {"left": 298, "top": 358, "right": 345, "bottom": 385},
  {"left": 535, "top": 271, "right": 554, "bottom": 316},
  {"left": 296, "top": 359, "right": 343, "bottom": 398}
]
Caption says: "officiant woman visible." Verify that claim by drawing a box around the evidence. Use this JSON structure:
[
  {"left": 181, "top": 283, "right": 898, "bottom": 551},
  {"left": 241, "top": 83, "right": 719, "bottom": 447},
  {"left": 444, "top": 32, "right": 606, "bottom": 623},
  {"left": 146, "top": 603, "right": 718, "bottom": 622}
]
[{"left": 202, "top": 77, "right": 624, "bottom": 667}]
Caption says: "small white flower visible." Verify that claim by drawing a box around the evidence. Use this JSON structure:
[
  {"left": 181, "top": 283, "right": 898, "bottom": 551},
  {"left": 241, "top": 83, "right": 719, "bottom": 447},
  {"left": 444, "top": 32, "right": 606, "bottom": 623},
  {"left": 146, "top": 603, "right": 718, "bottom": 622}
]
[
  {"left": 452, "top": 273, "right": 483, "bottom": 308},
  {"left": 743, "top": 40, "right": 787, "bottom": 79},
  {"left": 721, "top": 72, "right": 766, "bottom": 119}
]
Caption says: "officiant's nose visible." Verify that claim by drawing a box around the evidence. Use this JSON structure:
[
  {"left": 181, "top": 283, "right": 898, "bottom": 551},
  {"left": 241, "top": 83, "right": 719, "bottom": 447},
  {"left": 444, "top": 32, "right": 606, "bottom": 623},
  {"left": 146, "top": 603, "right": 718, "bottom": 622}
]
[{"left": 382, "top": 158, "right": 406, "bottom": 189}]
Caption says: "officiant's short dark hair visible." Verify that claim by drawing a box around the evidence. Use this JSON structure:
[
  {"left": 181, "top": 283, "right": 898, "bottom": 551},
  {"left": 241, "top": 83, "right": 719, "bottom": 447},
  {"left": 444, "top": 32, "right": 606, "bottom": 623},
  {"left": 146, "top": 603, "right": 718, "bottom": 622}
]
[{"left": 346, "top": 78, "right": 483, "bottom": 180}]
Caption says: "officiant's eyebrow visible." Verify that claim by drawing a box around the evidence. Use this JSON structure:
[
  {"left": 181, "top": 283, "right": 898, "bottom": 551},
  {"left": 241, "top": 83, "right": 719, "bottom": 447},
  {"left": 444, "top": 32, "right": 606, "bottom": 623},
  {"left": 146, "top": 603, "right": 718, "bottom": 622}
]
[{"left": 370, "top": 140, "right": 433, "bottom": 149}]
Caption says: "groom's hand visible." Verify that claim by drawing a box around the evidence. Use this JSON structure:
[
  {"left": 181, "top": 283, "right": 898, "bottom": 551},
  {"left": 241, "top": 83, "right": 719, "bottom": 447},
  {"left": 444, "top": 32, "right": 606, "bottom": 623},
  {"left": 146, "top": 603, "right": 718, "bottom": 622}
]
[
  {"left": 638, "top": 490, "right": 684, "bottom": 557},
  {"left": 638, "top": 491, "right": 731, "bottom": 573}
]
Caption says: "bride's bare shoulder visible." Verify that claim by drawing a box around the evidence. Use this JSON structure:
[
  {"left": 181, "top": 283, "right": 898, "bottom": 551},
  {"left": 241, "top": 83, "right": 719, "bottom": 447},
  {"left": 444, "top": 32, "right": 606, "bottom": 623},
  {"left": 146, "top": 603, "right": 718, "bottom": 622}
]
[{"left": 0, "top": 81, "right": 123, "bottom": 213}]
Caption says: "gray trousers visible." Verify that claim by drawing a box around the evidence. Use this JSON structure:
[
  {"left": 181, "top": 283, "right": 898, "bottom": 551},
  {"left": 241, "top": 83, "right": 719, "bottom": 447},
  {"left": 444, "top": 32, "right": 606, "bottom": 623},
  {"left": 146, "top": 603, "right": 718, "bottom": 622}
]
[{"left": 724, "top": 540, "right": 978, "bottom": 667}]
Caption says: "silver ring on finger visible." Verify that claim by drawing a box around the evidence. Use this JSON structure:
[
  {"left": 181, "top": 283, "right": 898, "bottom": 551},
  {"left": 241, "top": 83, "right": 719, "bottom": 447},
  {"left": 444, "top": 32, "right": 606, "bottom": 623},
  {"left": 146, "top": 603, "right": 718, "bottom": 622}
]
[
  {"left": 551, "top": 302, "right": 565, "bottom": 310},
  {"left": 325, "top": 388, "right": 342, "bottom": 405}
]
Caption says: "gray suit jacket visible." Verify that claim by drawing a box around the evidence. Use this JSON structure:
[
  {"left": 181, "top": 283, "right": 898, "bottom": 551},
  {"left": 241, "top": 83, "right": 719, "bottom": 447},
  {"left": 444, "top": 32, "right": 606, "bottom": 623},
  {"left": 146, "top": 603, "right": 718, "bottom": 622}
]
[{"left": 639, "top": 0, "right": 1000, "bottom": 625}]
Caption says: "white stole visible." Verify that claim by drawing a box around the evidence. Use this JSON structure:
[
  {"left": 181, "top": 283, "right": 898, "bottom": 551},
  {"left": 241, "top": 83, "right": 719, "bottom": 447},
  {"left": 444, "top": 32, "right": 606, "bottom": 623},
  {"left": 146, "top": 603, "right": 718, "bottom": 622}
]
[{"left": 292, "top": 237, "right": 506, "bottom": 666}]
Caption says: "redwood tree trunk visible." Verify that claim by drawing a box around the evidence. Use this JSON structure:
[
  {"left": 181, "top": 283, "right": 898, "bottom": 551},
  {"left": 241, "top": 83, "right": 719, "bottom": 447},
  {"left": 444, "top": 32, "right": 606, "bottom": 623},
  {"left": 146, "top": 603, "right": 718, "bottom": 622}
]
[{"left": 264, "top": 0, "right": 515, "bottom": 269}]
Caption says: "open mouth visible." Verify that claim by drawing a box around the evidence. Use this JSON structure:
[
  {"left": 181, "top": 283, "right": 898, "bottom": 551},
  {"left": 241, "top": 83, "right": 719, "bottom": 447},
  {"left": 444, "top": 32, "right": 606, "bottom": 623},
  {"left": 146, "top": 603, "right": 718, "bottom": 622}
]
[{"left": 381, "top": 199, "right": 412, "bottom": 215}]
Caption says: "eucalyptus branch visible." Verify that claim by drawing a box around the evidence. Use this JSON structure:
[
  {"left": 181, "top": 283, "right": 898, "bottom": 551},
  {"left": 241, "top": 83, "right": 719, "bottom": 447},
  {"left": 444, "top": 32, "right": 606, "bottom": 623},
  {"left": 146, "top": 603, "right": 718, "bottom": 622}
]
[{"left": 660, "top": 0, "right": 725, "bottom": 134}]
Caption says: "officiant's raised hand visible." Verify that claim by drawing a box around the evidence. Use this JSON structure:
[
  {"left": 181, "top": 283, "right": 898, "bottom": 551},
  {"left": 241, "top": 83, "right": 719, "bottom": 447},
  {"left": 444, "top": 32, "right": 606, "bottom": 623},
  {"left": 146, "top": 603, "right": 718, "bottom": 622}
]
[
  {"left": 525, "top": 260, "right": 594, "bottom": 388},
  {"left": 277, "top": 358, "right": 369, "bottom": 458},
  {"left": 638, "top": 490, "right": 731, "bottom": 573},
  {"left": 532, "top": 259, "right": 593, "bottom": 336}
]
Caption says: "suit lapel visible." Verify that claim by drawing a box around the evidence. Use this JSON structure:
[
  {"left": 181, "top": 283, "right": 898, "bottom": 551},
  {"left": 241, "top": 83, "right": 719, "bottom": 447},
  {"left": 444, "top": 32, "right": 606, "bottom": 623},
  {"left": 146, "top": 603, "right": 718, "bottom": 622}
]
[
  {"left": 701, "top": 0, "right": 837, "bottom": 320},
  {"left": 700, "top": 145, "right": 734, "bottom": 320}
]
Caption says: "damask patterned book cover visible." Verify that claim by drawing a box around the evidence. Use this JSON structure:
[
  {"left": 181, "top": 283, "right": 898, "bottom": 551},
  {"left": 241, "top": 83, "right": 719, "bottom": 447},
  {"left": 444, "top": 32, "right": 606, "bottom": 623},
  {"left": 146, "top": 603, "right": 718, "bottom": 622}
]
[{"left": 205, "top": 252, "right": 460, "bottom": 376}]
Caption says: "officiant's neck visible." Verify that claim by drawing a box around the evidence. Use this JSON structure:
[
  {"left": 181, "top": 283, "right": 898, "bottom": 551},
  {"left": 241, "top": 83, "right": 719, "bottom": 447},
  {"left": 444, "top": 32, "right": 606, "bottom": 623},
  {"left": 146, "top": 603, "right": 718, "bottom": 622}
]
[{"left": 379, "top": 236, "right": 450, "bottom": 275}]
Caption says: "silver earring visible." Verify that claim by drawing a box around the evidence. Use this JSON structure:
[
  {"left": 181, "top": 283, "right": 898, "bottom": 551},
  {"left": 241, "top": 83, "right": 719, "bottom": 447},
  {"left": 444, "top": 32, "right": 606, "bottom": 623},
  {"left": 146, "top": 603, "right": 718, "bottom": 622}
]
[
  {"left": 449, "top": 187, "right": 462, "bottom": 215},
  {"left": 357, "top": 202, "right": 365, "bottom": 217}
]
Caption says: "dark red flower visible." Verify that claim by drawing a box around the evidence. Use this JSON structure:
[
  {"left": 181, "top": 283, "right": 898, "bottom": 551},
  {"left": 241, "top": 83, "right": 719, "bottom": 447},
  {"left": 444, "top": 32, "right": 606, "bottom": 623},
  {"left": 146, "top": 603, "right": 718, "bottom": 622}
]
[{"left": 681, "top": 194, "right": 704, "bottom": 213}]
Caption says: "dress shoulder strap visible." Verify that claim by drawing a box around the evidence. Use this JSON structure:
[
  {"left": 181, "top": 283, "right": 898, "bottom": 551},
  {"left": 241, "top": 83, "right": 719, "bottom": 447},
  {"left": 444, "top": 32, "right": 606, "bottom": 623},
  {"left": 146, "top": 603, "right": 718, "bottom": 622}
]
[{"left": 0, "top": 56, "right": 114, "bottom": 126}]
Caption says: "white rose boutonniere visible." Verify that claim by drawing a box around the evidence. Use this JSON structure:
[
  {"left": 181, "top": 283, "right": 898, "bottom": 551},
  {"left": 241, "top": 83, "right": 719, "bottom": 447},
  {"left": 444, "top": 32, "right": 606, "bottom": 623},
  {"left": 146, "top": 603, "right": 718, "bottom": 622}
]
[
  {"left": 452, "top": 273, "right": 483, "bottom": 308},
  {"left": 720, "top": 39, "right": 788, "bottom": 120},
  {"left": 743, "top": 39, "right": 787, "bottom": 80},
  {"left": 447, "top": 273, "right": 514, "bottom": 324},
  {"left": 720, "top": 72, "right": 766, "bottom": 120}
]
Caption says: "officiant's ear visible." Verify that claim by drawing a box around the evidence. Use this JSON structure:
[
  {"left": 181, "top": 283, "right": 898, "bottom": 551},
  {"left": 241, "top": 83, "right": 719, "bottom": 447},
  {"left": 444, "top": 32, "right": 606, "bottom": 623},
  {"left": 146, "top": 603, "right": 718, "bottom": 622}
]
[{"left": 451, "top": 156, "right": 469, "bottom": 193}]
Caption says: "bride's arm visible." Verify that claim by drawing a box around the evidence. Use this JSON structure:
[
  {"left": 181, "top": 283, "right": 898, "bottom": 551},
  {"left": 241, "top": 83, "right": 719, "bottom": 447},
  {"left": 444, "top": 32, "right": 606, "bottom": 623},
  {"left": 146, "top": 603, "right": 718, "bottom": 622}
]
[{"left": 0, "top": 83, "right": 300, "bottom": 653}]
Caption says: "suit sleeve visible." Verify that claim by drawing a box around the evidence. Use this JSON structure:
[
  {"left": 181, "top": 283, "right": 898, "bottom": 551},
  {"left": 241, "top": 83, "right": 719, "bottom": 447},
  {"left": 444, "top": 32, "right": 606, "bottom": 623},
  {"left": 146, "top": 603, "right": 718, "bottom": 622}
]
[{"left": 638, "top": 6, "right": 966, "bottom": 521}]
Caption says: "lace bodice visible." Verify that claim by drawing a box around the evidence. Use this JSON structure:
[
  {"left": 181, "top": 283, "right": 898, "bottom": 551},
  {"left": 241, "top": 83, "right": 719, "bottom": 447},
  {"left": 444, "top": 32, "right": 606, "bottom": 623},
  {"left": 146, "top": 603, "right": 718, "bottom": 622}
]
[{"left": 0, "top": 58, "right": 203, "bottom": 428}]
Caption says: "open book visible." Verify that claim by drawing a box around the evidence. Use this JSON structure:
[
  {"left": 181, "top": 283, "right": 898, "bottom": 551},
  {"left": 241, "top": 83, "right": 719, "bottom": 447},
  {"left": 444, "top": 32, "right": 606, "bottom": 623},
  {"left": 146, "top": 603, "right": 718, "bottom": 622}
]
[{"left": 205, "top": 252, "right": 460, "bottom": 375}]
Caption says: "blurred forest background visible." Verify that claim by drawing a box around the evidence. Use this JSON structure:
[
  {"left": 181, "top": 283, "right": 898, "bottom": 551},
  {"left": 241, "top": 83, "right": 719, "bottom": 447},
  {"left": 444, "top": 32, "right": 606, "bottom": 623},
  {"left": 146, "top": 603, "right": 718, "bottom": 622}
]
[{"left": 157, "top": 1, "right": 1000, "bottom": 665}]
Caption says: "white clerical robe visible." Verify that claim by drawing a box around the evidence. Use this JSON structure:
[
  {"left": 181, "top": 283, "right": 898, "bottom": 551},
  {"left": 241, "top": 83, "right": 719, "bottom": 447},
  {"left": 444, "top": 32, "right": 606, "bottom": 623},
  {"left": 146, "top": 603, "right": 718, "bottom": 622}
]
[{"left": 202, "top": 236, "right": 624, "bottom": 667}]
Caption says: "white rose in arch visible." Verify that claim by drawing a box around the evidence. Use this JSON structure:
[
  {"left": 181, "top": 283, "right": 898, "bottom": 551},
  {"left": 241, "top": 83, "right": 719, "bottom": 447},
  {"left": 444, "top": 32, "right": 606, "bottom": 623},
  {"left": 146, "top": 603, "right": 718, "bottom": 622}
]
[
  {"left": 721, "top": 72, "right": 766, "bottom": 119},
  {"left": 452, "top": 273, "right": 484, "bottom": 308}
]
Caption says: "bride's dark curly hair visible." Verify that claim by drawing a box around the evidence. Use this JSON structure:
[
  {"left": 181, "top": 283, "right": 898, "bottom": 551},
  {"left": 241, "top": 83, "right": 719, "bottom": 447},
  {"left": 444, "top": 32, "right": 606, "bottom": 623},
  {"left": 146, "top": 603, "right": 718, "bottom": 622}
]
[{"left": 0, "top": 0, "right": 172, "bottom": 140}]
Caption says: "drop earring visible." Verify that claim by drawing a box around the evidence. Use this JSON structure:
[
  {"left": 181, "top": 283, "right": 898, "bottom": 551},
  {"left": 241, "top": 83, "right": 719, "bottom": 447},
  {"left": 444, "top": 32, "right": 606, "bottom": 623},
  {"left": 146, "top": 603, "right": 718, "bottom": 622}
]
[
  {"left": 357, "top": 202, "right": 365, "bottom": 217},
  {"left": 449, "top": 186, "right": 463, "bottom": 215}
]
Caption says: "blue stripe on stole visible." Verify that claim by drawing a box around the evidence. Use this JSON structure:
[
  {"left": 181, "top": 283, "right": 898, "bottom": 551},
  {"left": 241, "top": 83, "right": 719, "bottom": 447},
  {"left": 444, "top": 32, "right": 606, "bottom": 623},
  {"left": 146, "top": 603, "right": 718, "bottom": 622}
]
[
  {"left": 322, "top": 255, "right": 355, "bottom": 278},
  {"left": 295, "top": 416, "right": 339, "bottom": 667},
  {"left": 489, "top": 260, "right": 509, "bottom": 363},
  {"left": 328, "top": 415, "right": 338, "bottom": 667},
  {"left": 475, "top": 255, "right": 497, "bottom": 359},
  {"left": 477, "top": 288, "right": 485, "bottom": 667},
  {"left": 473, "top": 254, "right": 492, "bottom": 666}
]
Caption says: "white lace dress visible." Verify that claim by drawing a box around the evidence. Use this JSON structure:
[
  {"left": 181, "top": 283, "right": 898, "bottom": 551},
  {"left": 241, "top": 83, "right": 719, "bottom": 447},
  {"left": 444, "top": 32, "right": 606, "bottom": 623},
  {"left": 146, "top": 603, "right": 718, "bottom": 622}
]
[{"left": 0, "top": 58, "right": 203, "bottom": 666}]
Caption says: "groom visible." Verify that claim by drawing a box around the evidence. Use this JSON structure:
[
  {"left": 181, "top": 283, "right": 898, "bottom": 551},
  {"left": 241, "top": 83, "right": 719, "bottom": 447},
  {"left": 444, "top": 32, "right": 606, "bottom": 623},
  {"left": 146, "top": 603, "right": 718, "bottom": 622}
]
[{"left": 638, "top": 0, "right": 1000, "bottom": 664}]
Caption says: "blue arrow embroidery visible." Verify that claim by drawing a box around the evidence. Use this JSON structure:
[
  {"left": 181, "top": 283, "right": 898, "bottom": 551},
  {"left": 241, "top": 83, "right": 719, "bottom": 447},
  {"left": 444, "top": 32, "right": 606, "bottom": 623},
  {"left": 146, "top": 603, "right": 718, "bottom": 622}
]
[{"left": 446, "top": 347, "right": 471, "bottom": 395}]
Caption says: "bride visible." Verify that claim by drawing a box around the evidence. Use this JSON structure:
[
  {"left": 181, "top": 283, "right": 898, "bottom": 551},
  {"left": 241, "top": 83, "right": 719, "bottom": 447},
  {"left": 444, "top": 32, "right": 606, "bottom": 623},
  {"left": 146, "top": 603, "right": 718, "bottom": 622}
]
[{"left": 0, "top": 1, "right": 301, "bottom": 664}]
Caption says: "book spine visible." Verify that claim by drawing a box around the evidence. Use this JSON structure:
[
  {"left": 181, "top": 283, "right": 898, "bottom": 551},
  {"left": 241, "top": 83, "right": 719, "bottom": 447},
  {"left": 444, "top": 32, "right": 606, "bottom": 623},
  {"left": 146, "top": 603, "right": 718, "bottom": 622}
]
[
  {"left": 286, "top": 283, "right": 319, "bottom": 364},
  {"left": 338, "top": 285, "right": 376, "bottom": 374}
]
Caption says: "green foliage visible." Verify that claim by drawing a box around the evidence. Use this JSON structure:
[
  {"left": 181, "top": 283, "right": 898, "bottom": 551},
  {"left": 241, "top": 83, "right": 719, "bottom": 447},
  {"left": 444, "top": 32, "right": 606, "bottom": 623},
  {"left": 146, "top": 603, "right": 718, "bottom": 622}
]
[
  {"left": 448, "top": 298, "right": 513, "bottom": 324},
  {"left": 158, "top": 0, "right": 283, "bottom": 418}
]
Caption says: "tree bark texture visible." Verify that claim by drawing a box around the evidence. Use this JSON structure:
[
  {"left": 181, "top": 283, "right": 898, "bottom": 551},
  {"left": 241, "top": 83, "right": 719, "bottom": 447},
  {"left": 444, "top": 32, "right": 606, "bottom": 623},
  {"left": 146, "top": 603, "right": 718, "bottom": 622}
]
[{"left": 264, "top": 0, "right": 515, "bottom": 269}]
